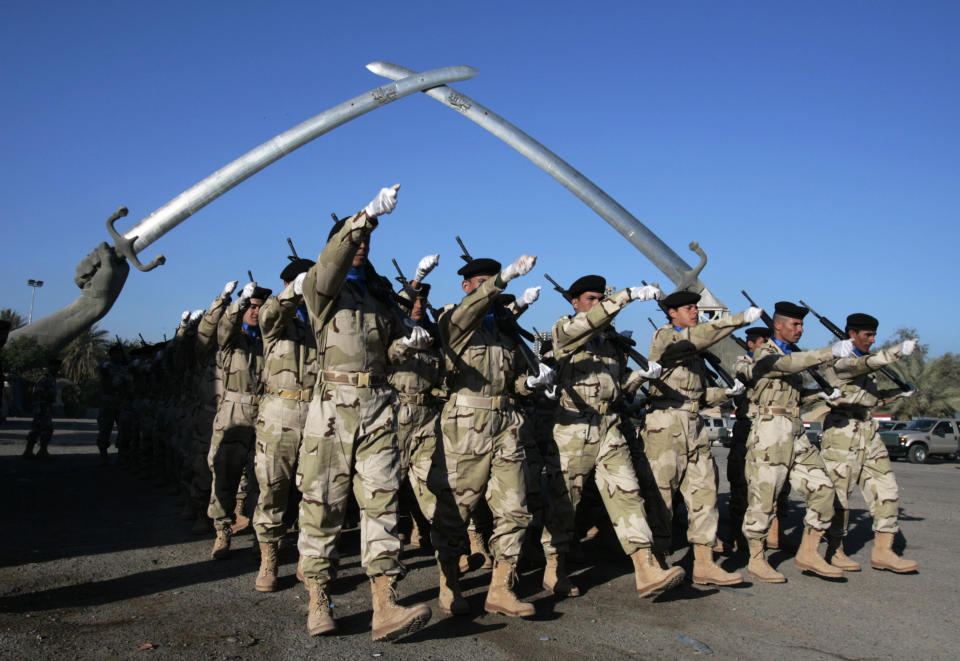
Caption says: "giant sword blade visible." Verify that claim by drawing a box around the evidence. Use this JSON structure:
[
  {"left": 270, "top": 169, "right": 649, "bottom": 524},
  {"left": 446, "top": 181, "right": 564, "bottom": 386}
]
[
  {"left": 110, "top": 65, "right": 478, "bottom": 271},
  {"left": 366, "top": 61, "right": 717, "bottom": 304}
]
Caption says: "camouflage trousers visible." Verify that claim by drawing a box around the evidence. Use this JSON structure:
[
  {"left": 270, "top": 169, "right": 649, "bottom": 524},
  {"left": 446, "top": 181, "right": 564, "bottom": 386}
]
[
  {"left": 822, "top": 413, "right": 901, "bottom": 536},
  {"left": 727, "top": 420, "right": 790, "bottom": 524},
  {"left": 642, "top": 407, "right": 719, "bottom": 547},
  {"left": 96, "top": 405, "right": 133, "bottom": 453},
  {"left": 253, "top": 394, "right": 307, "bottom": 543},
  {"left": 297, "top": 384, "right": 402, "bottom": 584},
  {"left": 428, "top": 401, "right": 531, "bottom": 565},
  {"left": 743, "top": 414, "right": 835, "bottom": 541},
  {"left": 396, "top": 398, "right": 440, "bottom": 522},
  {"left": 542, "top": 410, "right": 654, "bottom": 557},
  {"left": 207, "top": 398, "right": 258, "bottom": 531},
  {"left": 26, "top": 412, "right": 53, "bottom": 448}
]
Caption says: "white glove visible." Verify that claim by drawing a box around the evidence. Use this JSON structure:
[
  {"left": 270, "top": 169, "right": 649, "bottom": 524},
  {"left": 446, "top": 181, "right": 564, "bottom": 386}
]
[
  {"left": 240, "top": 282, "right": 256, "bottom": 301},
  {"left": 222, "top": 280, "right": 238, "bottom": 298},
  {"left": 817, "top": 388, "right": 843, "bottom": 401},
  {"left": 402, "top": 326, "right": 431, "bottom": 349},
  {"left": 414, "top": 254, "right": 439, "bottom": 281},
  {"left": 518, "top": 286, "right": 541, "bottom": 308},
  {"left": 189, "top": 309, "right": 205, "bottom": 324},
  {"left": 628, "top": 285, "right": 662, "bottom": 302},
  {"left": 832, "top": 339, "right": 854, "bottom": 358},
  {"left": 901, "top": 387, "right": 916, "bottom": 398},
  {"left": 637, "top": 360, "right": 662, "bottom": 380},
  {"left": 502, "top": 254, "right": 537, "bottom": 282},
  {"left": 180, "top": 310, "right": 191, "bottom": 325},
  {"left": 724, "top": 379, "right": 746, "bottom": 397},
  {"left": 293, "top": 272, "right": 307, "bottom": 296},
  {"left": 544, "top": 385, "right": 558, "bottom": 400},
  {"left": 526, "top": 363, "right": 556, "bottom": 389},
  {"left": 363, "top": 184, "right": 400, "bottom": 217},
  {"left": 743, "top": 306, "right": 763, "bottom": 324},
  {"left": 900, "top": 339, "right": 918, "bottom": 356}
]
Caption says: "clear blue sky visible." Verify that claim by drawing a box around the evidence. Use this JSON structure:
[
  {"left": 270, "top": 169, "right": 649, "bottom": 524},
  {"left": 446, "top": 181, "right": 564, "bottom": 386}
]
[{"left": 2, "top": 1, "right": 957, "bottom": 354}]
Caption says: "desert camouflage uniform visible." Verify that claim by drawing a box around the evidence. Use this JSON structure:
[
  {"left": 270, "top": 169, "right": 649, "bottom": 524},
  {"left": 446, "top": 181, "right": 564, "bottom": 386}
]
[
  {"left": 741, "top": 341, "right": 836, "bottom": 540},
  {"left": 25, "top": 372, "right": 57, "bottom": 455},
  {"left": 822, "top": 346, "right": 908, "bottom": 536},
  {"left": 297, "top": 211, "right": 408, "bottom": 584},
  {"left": 388, "top": 318, "right": 444, "bottom": 524},
  {"left": 96, "top": 360, "right": 133, "bottom": 456},
  {"left": 253, "top": 283, "right": 317, "bottom": 543},
  {"left": 429, "top": 275, "right": 534, "bottom": 565},
  {"left": 189, "top": 295, "right": 228, "bottom": 515},
  {"left": 543, "top": 289, "right": 656, "bottom": 557},
  {"left": 643, "top": 312, "right": 747, "bottom": 548},
  {"left": 206, "top": 298, "right": 262, "bottom": 532}
]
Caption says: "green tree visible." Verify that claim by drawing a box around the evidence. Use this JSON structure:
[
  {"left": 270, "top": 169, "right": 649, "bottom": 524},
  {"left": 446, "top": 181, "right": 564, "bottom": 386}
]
[
  {"left": 0, "top": 335, "right": 57, "bottom": 383},
  {"left": 61, "top": 324, "right": 109, "bottom": 386},
  {"left": 0, "top": 308, "right": 27, "bottom": 330},
  {"left": 882, "top": 328, "right": 960, "bottom": 418}
]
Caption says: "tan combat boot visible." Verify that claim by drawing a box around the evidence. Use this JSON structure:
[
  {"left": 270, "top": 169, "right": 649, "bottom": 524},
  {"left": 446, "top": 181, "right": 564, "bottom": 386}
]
[
  {"left": 870, "top": 532, "right": 919, "bottom": 573},
  {"left": 296, "top": 555, "right": 305, "bottom": 583},
  {"left": 370, "top": 575, "right": 432, "bottom": 642},
  {"left": 469, "top": 529, "right": 493, "bottom": 569},
  {"left": 255, "top": 542, "right": 279, "bottom": 592},
  {"left": 543, "top": 553, "right": 581, "bottom": 597},
  {"left": 825, "top": 535, "right": 861, "bottom": 572},
  {"left": 210, "top": 528, "right": 231, "bottom": 559},
  {"left": 746, "top": 539, "right": 786, "bottom": 583},
  {"left": 630, "top": 548, "right": 685, "bottom": 599},
  {"left": 305, "top": 577, "right": 337, "bottom": 636},
  {"left": 437, "top": 558, "right": 470, "bottom": 615},
  {"left": 231, "top": 499, "right": 250, "bottom": 534},
  {"left": 692, "top": 544, "right": 743, "bottom": 586},
  {"left": 793, "top": 528, "right": 842, "bottom": 578},
  {"left": 408, "top": 520, "right": 423, "bottom": 549},
  {"left": 765, "top": 516, "right": 781, "bottom": 549},
  {"left": 484, "top": 561, "right": 535, "bottom": 617}
]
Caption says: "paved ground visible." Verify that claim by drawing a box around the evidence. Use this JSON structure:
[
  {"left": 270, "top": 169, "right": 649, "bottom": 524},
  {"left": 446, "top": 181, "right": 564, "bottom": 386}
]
[{"left": 1, "top": 418, "right": 958, "bottom": 660}]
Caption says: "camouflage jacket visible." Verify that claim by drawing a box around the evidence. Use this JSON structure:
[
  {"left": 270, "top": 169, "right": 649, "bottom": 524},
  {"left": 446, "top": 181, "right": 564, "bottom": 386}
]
[
  {"left": 99, "top": 360, "right": 133, "bottom": 409},
  {"left": 259, "top": 282, "right": 318, "bottom": 394},
  {"left": 193, "top": 294, "right": 229, "bottom": 410},
  {"left": 647, "top": 311, "right": 748, "bottom": 411},
  {"left": 216, "top": 299, "right": 264, "bottom": 399},
  {"left": 732, "top": 353, "right": 757, "bottom": 420},
  {"left": 302, "top": 211, "right": 407, "bottom": 378},
  {"left": 552, "top": 288, "right": 636, "bottom": 411},
  {"left": 388, "top": 325, "right": 445, "bottom": 398},
  {"left": 747, "top": 340, "right": 835, "bottom": 413},
  {"left": 439, "top": 274, "right": 533, "bottom": 399},
  {"left": 823, "top": 345, "right": 906, "bottom": 412}
]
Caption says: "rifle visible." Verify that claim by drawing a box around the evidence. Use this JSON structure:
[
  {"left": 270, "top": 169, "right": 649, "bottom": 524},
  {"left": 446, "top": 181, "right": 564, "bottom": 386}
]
[
  {"left": 391, "top": 258, "right": 441, "bottom": 322},
  {"left": 138, "top": 333, "right": 147, "bottom": 346},
  {"left": 286, "top": 237, "right": 299, "bottom": 260},
  {"left": 648, "top": 318, "right": 729, "bottom": 388},
  {"left": 455, "top": 235, "right": 473, "bottom": 263},
  {"left": 799, "top": 299, "right": 913, "bottom": 392},
  {"left": 247, "top": 270, "right": 254, "bottom": 283},
  {"left": 114, "top": 335, "right": 128, "bottom": 363},
  {"left": 741, "top": 290, "right": 834, "bottom": 393}
]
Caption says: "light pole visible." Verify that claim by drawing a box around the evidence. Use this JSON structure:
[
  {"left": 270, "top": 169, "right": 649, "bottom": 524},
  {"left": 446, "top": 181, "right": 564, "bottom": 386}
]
[{"left": 27, "top": 279, "right": 43, "bottom": 325}]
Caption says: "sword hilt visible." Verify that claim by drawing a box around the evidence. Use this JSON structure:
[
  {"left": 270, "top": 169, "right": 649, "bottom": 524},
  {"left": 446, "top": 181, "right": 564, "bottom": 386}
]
[{"left": 106, "top": 206, "right": 166, "bottom": 272}]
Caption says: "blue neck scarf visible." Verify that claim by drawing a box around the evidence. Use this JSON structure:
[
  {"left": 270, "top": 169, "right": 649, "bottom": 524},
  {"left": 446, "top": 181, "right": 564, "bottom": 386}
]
[
  {"left": 673, "top": 325, "right": 685, "bottom": 333},
  {"left": 772, "top": 337, "right": 791, "bottom": 354},
  {"left": 852, "top": 346, "right": 864, "bottom": 357},
  {"left": 243, "top": 322, "right": 260, "bottom": 341},
  {"left": 346, "top": 266, "right": 367, "bottom": 294},
  {"left": 296, "top": 303, "right": 308, "bottom": 325},
  {"left": 482, "top": 312, "right": 495, "bottom": 333}
]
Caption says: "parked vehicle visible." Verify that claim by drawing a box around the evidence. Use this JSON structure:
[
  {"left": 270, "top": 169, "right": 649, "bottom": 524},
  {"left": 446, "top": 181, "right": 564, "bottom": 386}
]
[
  {"left": 877, "top": 420, "right": 909, "bottom": 432},
  {"left": 703, "top": 417, "right": 729, "bottom": 445},
  {"left": 881, "top": 418, "right": 960, "bottom": 463},
  {"left": 804, "top": 421, "right": 823, "bottom": 448}
]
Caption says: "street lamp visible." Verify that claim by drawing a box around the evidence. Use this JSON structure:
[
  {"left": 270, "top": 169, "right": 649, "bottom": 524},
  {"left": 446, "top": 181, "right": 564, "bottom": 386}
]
[{"left": 27, "top": 279, "right": 43, "bottom": 325}]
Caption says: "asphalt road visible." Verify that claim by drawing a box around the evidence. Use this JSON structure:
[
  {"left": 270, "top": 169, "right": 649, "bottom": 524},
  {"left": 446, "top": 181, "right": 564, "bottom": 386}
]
[{"left": 1, "top": 418, "right": 957, "bottom": 660}]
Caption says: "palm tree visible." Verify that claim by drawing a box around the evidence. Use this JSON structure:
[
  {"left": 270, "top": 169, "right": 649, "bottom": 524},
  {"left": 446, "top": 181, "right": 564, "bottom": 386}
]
[
  {"left": 882, "top": 329, "right": 960, "bottom": 418},
  {"left": 61, "top": 324, "right": 110, "bottom": 386},
  {"left": 0, "top": 308, "right": 27, "bottom": 330}
]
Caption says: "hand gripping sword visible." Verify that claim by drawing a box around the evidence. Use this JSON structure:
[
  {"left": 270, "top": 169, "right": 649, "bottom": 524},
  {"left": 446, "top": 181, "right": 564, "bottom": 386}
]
[{"left": 102, "top": 65, "right": 478, "bottom": 271}]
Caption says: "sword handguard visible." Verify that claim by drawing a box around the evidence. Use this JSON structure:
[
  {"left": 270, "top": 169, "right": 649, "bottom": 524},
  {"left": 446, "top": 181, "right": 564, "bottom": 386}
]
[{"left": 106, "top": 206, "right": 166, "bottom": 272}]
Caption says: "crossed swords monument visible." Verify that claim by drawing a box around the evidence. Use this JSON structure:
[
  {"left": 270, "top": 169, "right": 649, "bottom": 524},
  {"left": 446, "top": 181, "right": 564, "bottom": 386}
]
[{"left": 12, "top": 62, "right": 726, "bottom": 353}]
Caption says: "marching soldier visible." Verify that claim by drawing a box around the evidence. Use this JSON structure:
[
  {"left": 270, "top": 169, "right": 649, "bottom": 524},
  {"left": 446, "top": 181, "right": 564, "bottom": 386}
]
[
  {"left": 429, "top": 251, "right": 552, "bottom": 618},
  {"left": 741, "top": 301, "right": 848, "bottom": 582},
  {"left": 208, "top": 280, "right": 270, "bottom": 559},
  {"left": 96, "top": 343, "right": 133, "bottom": 465},
  {"left": 544, "top": 275, "right": 686, "bottom": 598},
  {"left": 643, "top": 291, "right": 759, "bottom": 586},
  {"left": 23, "top": 359, "right": 59, "bottom": 459},
  {"left": 297, "top": 185, "right": 432, "bottom": 641},
  {"left": 820, "top": 314, "right": 919, "bottom": 573},
  {"left": 251, "top": 256, "right": 317, "bottom": 592}
]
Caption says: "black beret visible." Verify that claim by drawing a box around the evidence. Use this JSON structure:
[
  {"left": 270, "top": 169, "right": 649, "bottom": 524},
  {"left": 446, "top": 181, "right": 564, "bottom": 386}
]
[
  {"left": 745, "top": 326, "right": 772, "bottom": 340},
  {"left": 659, "top": 290, "right": 701, "bottom": 311},
  {"left": 845, "top": 313, "right": 879, "bottom": 332},
  {"left": 251, "top": 286, "right": 272, "bottom": 300},
  {"left": 567, "top": 275, "right": 606, "bottom": 299},
  {"left": 774, "top": 301, "right": 808, "bottom": 320},
  {"left": 457, "top": 258, "right": 501, "bottom": 278},
  {"left": 280, "top": 258, "right": 315, "bottom": 282}
]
